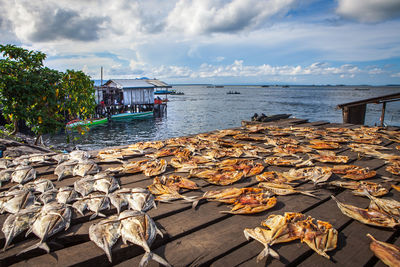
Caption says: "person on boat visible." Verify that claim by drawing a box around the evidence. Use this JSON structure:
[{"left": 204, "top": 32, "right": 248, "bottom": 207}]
[{"left": 155, "top": 97, "right": 162, "bottom": 104}]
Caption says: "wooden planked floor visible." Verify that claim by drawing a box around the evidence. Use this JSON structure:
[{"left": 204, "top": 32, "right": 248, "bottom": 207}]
[{"left": 1, "top": 117, "right": 400, "bottom": 267}]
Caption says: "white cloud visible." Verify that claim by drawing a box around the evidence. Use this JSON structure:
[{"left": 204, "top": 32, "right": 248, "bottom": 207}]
[
  {"left": 166, "top": 0, "right": 295, "bottom": 35},
  {"left": 391, "top": 72, "right": 400, "bottom": 77},
  {"left": 336, "top": 0, "right": 400, "bottom": 23}
]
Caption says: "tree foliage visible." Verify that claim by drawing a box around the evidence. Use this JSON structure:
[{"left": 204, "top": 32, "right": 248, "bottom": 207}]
[{"left": 0, "top": 44, "right": 95, "bottom": 140}]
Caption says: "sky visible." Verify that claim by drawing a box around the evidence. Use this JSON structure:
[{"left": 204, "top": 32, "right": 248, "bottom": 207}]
[{"left": 1, "top": 0, "right": 400, "bottom": 85}]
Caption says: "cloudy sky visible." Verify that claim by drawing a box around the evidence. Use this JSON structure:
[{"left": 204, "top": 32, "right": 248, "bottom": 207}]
[{"left": 1, "top": 0, "right": 400, "bottom": 85}]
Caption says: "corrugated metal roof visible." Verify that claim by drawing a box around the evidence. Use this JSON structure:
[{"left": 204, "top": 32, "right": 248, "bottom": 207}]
[
  {"left": 105, "top": 79, "right": 155, "bottom": 89},
  {"left": 146, "top": 79, "right": 170, "bottom": 87}
]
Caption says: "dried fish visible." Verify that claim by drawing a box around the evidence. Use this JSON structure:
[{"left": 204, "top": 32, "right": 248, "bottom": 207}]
[
  {"left": 190, "top": 168, "right": 244, "bottom": 186},
  {"left": 89, "top": 215, "right": 120, "bottom": 262},
  {"left": 147, "top": 176, "right": 198, "bottom": 203},
  {"left": 2, "top": 206, "right": 41, "bottom": 251},
  {"left": 92, "top": 172, "right": 119, "bottom": 194},
  {"left": 264, "top": 156, "right": 314, "bottom": 167},
  {"left": 258, "top": 182, "right": 318, "bottom": 198},
  {"left": 256, "top": 171, "right": 293, "bottom": 184},
  {"left": 118, "top": 210, "right": 171, "bottom": 267},
  {"left": 74, "top": 175, "right": 96, "bottom": 196},
  {"left": 331, "top": 195, "right": 400, "bottom": 228},
  {"left": 69, "top": 150, "right": 90, "bottom": 161},
  {"left": 54, "top": 160, "right": 78, "bottom": 181},
  {"left": 73, "top": 160, "right": 100, "bottom": 177},
  {"left": 18, "top": 203, "right": 71, "bottom": 254},
  {"left": 56, "top": 187, "right": 80, "bottom": 204},
  {"left": 332, "top": 165, "right": 376, "bottom": 180},
  {"left": 109, "top": 188, "right": 156, "bottom": 213},
  {"left": 14, "top": 178, "right": 55, "bottom": 193},
  {"left": 0, "top": 168, "right": 14, "bottom": 186},
  {"left": 39, "top": 189, "right": 58, "bottom": 204},
  {"left": 11, "top": 165, "right": 37, "bottom": 184},
  {"left": 282, "top": 167, "right": 332, "bottom": 184},
  {"left": 143, "top": 159, "right": 167, "bottom": 177},
  {"left": 308, "top": 140, "right": 340, "bottom": 150},
  {"left": 0, "top": 190, "right": 36, "bottom": 214},
  {"left": 364, "top": 192, "right": 400, "bottom": 217},
  {"left": 86, "top": 192, "right": 110, "bottom": 220},
  {"left": 329, "top": 180, "right": 388, "bottom": 197},
  {"left": 0, "top": 158, "right": 13, "bottom": 169},
  {"left": 244, "top": 212, "right": 338, "bottom": 261},
  {"left": 367, "top": 233, "right": 400, "bottom": 267},
  {"left": 311, "top": 150, "right": 349, "bottom": 164},
  {"left": 204, "top": 187, "right": 277, "bottom": 214}
]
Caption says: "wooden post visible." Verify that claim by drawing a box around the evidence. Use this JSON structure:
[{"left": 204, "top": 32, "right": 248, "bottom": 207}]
[
  {"left": 380, "top": 102, "right": 386, "bottom": 127},
  {"left": 342, "top": 104, "right": 366, "bottom": 125}
]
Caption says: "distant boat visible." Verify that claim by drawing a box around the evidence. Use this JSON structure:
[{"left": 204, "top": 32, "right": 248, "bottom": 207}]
[
  {"left": 354, "top": 88, "right": 370, "bottom": 91},
  {"left": 261, "top": 85, "right": 270, "bottom": 88},
  {"left": 170, "top": 91, "right": 184, "bottom": 95},
  {"left": 215, "top": 85, "right": 224, "bottom": 88},
  {"left": 227, "top": 91, "right": 241, "bottom": 94},
  {"left": 66, "top": 117, "right": 108, "bottom": 129},
  {"left": 111, "top": 111, "right": 154, "bottom": 120},
  {"left": 154, "top": 90, "right": 175, "bottom": 95}
]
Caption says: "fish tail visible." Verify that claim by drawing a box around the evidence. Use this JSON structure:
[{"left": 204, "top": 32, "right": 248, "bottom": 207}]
[
  {"left": 3, "top": 228, "right": 14, "bottom": 251},
  {"left": 17, "top": 241, "right": 50, "bottom": 255},
  {"left": 103, "top": 236, "right": 113, "bottom": 262},
  {"left": 256, "top": 246, "right": 280, "bottom": 262},
  {"left": 139, "top": 252, "right": 171, "bottom": 267}
]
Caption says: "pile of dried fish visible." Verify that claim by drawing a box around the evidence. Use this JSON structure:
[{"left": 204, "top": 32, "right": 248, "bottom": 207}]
[
  {"left": 89, "top": 210, "right": 171, "bottom": 266},
  {"left": 147, "top": 175, "right": 198, "bottom": 203},
  {"left": 200, "top": 187, "right": 277, "bottom": 214},
  {"left": 244, "top": 212, "right": 338, "bottom": 261}
]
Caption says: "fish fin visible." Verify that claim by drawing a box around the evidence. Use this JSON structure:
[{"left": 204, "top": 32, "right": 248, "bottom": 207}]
[
  {"left": 103, "top": 236, "right": 113, "bottom": 262},
  {"left": 17, "top": 241, "right": 50, "bottom": 255},
  {"left": 89, "top": 213, "right": 99, "bottom": 220},
  {"left": 150, "top": 252, "right": 172, "bottom": 267},
  {"left": 156, "top": 227, "right": 163, "bottom": 238},
  {"left": 192, "top": 199, "right": 200, "bottom": 209},
  {"left": 3, "top": 227, "right": 15, "bottom": 251},
  {"left": 25, "top": 227, "right": 33, "bottom": 237},
  {"left": 300, "top": 191, "right": 320, "bottom": 199}
]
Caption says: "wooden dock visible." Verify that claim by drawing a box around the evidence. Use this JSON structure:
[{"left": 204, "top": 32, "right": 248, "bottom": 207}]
[{"left": 1, "top": 117, "right": 400, "bottom": 266}]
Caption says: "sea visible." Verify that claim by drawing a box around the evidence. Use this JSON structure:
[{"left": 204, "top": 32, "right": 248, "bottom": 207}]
[{"left": 44, "top": 85, "right": 400, "bottom": 151}]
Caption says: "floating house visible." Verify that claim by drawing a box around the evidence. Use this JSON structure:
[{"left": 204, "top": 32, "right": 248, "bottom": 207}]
[{"left": 94, "top": 78, "right": 170, "bottom": 118}]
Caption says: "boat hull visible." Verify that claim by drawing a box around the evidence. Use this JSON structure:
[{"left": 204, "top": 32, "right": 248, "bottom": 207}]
[
  {"left": 111, "top": 111, "right": 154, "bottom": 120},
  {"left": 66, "top": 118, "right": 108, "bottom": 129}
]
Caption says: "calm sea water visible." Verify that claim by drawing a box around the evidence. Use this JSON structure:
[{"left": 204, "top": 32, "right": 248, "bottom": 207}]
[{"left": 45, "top": 85, "right": 400, "bottom": 151}]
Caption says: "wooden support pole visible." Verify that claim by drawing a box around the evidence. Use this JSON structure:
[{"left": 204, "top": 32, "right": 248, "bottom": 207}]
[
  {"left": 342, "top": 104, "right": 366, "bottom": 125},
  {"left": 380, "top": 102, "right": 386, "bottom": 127}
]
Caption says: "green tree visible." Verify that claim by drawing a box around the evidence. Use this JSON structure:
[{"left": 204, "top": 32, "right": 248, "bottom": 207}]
[{"left": 0, "top": 44, "right": 95, "bottom": 144}]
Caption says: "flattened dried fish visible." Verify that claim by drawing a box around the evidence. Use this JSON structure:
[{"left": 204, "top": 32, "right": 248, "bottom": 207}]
[
  {"left": 109, "top": 188, "right": 155, "bottom": 213},
  {"left": 15, "top": 178, "right": 55, "bottom": 193},
  {"left": 11, "top": 165, "right": 37, "bottom": 184},
  {"left": 73, "top": 160, "right": 100, "bottom": 177},
  {"left": 74, "top": 175, "right": 96, "bottom": 196},
  {"left": 118, "top": 210, "right": 171, "bottom": 267},
  {"left": 56, "top": 187, "right": 80, "bottom": 204},
  {"left": 331, "top": 195, "right": 400, "bottom": 228},
  {"left": 0, "top": 190, "right": 36, "bottom": 214},
  {"left": 54, "top": 160, "right": 78, "bottom": 181},
  {"left": 329, "top": 180, "right": 388, "bottom": 197},
  {"left": 0, "top": 168, "right": 14, "bottom": 186},
  {"left": 89, "top": 215, "right": 120, "bottom": 262},
  {"left": 332, "top": 165, "right": 376, "bottom": 180},
  {"left": 2, "top": 206, "right": 41, "bottom": 251},
  {"left": 18, "top": 203, "right": 71, "bottom": 254},
  {"left": 143, "top": 159, "right": 167, "bottom": 177},
  {"left": 86, "top": 192, "right": 110, "bottom": 220},
  {"left": 282, "top": 167, "right": 332, "bottom": 184},
  {"left": 367, "top": 233, "right": 400, "bottom": 267},
  {"left": 258, "top": 182, "right": 318, "bottom": 198},
  {"left": 92, "top": 172, "right": 119, "bottom": 194}
]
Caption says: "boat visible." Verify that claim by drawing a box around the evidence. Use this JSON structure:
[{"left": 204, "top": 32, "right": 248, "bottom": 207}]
[
  {"left": 170, "top": 91, "right": 184, "bottom": 95},
  {"left": 66, "top": 117, "right": 108, "bottom": 129},
  {"left": 227, "top": 91, "right": 241, "bottom": 94},
  {"left": 111, "top": 111, "right": 154, "bottom": 120},
  {"left": 154, "top": 90, "right": 175, "bottom": 95}
]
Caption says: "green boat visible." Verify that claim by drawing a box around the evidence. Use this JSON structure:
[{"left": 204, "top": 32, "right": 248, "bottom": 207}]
[
  {"left": 111, "top": 111, "right": 154, "bottom": 120},
  {"left": 66, "top": 117, "right": 108, "bottom": 129}
]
